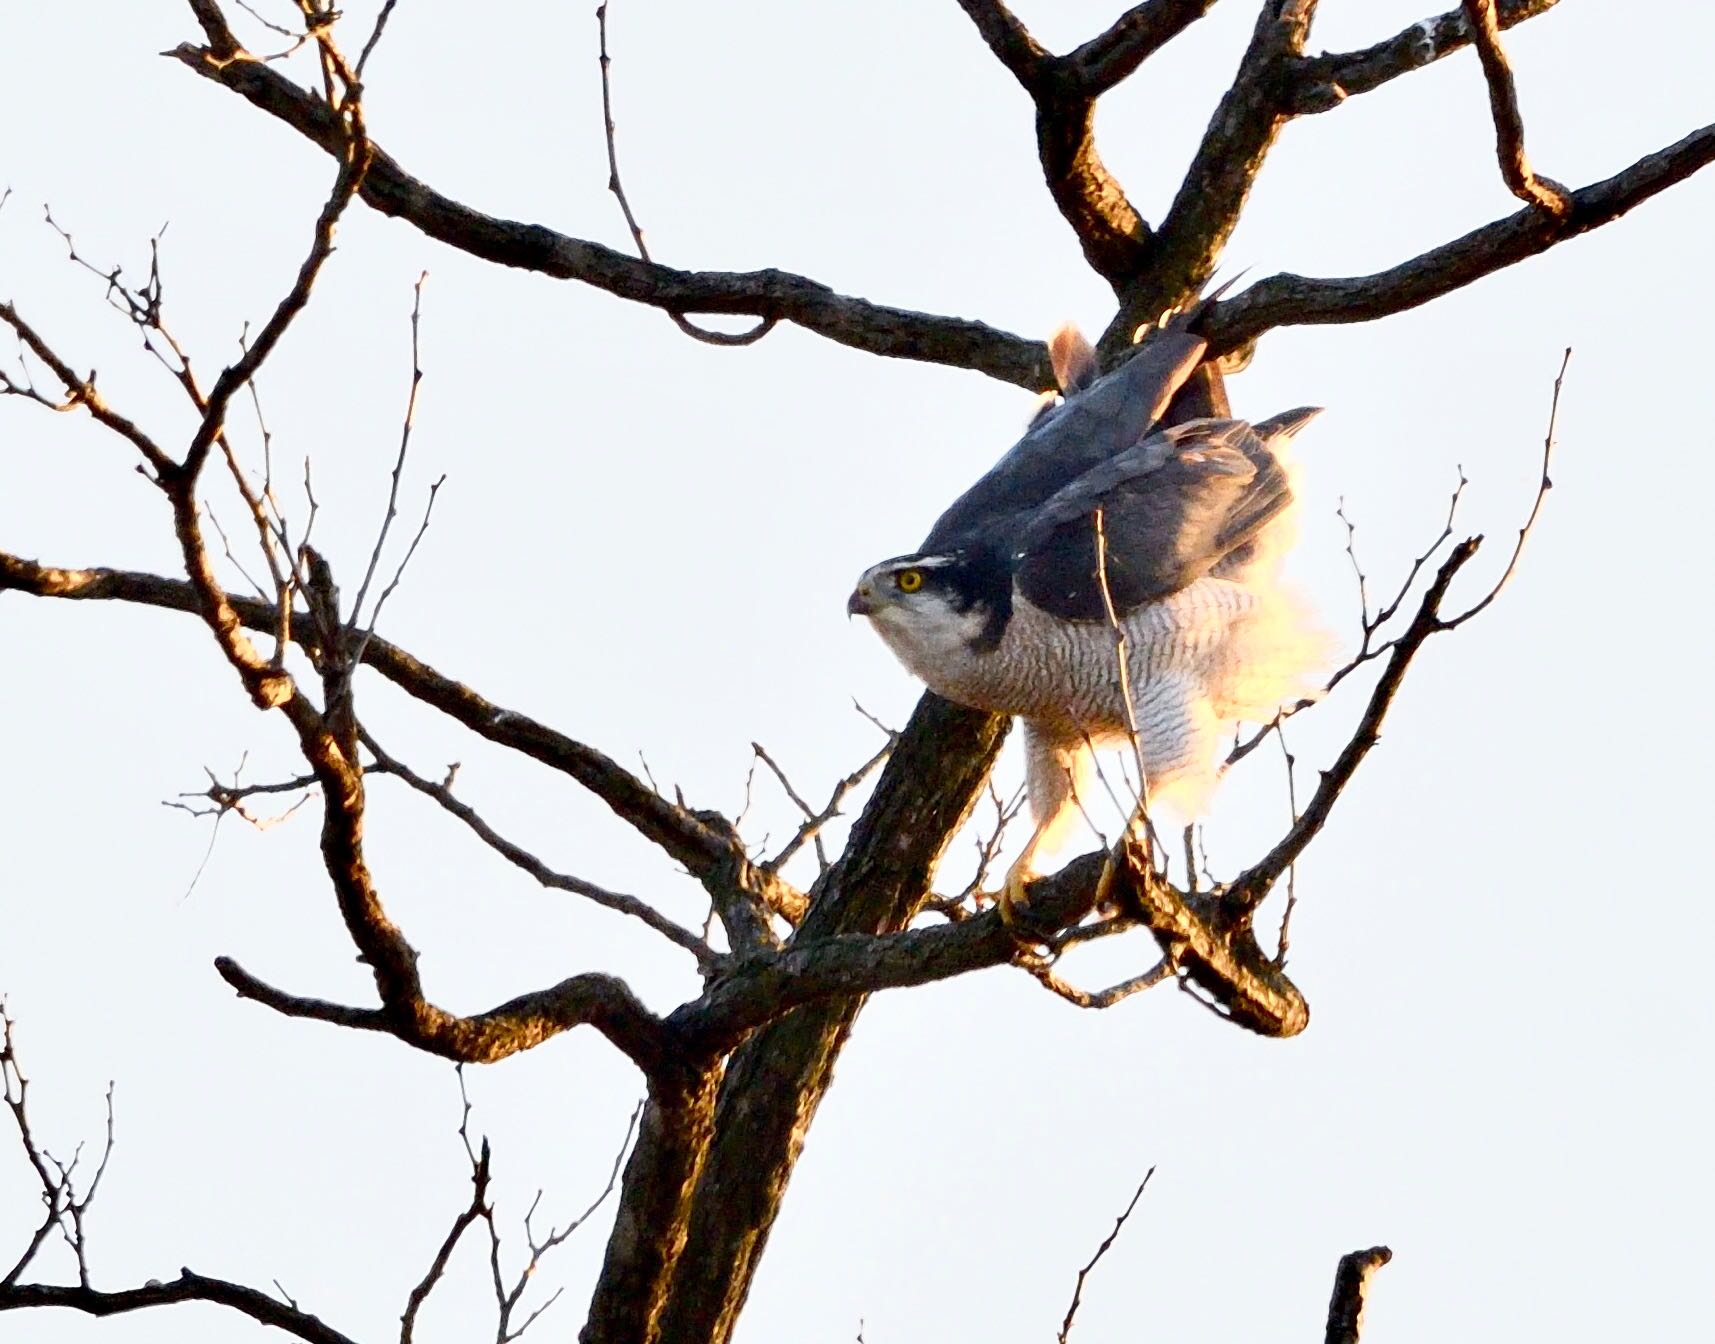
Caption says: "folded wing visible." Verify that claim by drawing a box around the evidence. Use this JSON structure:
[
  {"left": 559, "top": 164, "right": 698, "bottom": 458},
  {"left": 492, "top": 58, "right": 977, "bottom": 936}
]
[{"left": 1014, "top": 416, "right": 1310, "bottom": 622}]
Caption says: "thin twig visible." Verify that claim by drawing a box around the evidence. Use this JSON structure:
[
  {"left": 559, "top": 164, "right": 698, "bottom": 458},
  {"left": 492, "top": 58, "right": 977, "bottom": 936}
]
[
  {"left": 1058, "top": 1168, "right": 1155, "bottom": 1343},
  {"left": 351, "top": 272, "right": 430, "bottom": 631},
  {"left": 1092, "top": 508, "right": 1156, "bottom": 864},
  {"left": 362, "top": 730, "right": 720, "bottom": 968},
  {"left": 357, "top": 0, "right": 402, "bottom": 77},
  {"left": 1274, "top": 722, "right": 1301, "bottom": 966},
  {"left": 765, "top": 735, "right": 895, "bottom": 874},
  {"left": 1439, "top": 347, "right": 1566, "bottom": 628},
  {"left": 595, "top": 2, "right": 774, "bottom": 347}
]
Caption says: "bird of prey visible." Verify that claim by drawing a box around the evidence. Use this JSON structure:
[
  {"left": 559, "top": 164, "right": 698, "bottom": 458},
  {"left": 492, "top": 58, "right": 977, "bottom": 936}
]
[{"left": 848, "top": 322, "right": 1330, "bottom": 918}]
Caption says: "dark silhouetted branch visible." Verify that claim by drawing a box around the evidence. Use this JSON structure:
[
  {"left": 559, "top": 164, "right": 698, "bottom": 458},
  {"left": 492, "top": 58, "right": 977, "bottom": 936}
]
[
  {"left": 645, "top": 694, "right": 1008, "bottom": 1344},
  {"left": 1, "top": 1005, "right": 358, "bottom": 1343},
  {"left": 1107, "top": 0, "right": 1320, "bottom": 344},
  {"left": 212, "top": 955, "right": 689, "bottom": 1084},
  {"left": 1058, "top": 1169, "right": 1154, "bottom": 1344},
  {"left": 0, "top": 552, "right": 808, "bottom": 928},
  {"left": 167, "top": 24, "right": 1051, "bottom": 390},
  {"left": 362, "top": 731, "right": 721, "bottom": 969},
  {"left": 1291, "top": 0, "right": 1563, "bottom": 115},
  {"left": 955, "top": 1, "right": 1154, "bottom": 286},
  {"left": 1199, "top": 120, "right": 1715, "bottom": 355},
  {"left": 1226, "top": 539, "right": 1481, "bottom": 919},
  {"left": 1071, "top": 1, "right": 1222, "bottom": 95},
  {"left": 1324, "top": 1246, "right": 1393, "bottom": 1344},
  {"left": 0, "top": 1275, "right": 360, "bottom": 1344},
  {"left": 596, "top": 3, "right": 773, "bottom": 347}
]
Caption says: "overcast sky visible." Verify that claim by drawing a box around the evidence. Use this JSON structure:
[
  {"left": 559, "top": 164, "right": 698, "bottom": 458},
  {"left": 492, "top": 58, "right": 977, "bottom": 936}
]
[{"left": 3, "top": 3, "right": 1713, "bottom": 1342}]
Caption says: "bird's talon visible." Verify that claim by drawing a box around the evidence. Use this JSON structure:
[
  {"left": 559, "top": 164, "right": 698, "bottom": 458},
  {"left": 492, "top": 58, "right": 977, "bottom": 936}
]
[{"left": 997, "top": 869, "right": 1053, "bottom": 950}]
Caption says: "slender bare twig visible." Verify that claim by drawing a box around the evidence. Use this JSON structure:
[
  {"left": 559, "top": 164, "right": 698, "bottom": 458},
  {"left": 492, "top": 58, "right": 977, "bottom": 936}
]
[
  {"left": 1092, "top": 507, "right": 1155, "bottom": 862},
  {"left": 1439, "top": 347, "right": 1566, "bottom": 628},
  {"left": 764, "top": 736, "right": 896, "bottom": 874},
  {"left": 1058, "top": 1168, "right": 1155, "bottom": 1343},
  {"left": 595, "top": 3, "right": 773, "bottom": 347},
  {"left": 351, "top": 271, "right": 430, "bottom": 629},
  {"left": 1228, "top": 465, "right": 1469, "bottom": 767},
  {"left": 1274, "top": 722, "right": 1301, "bottom": 966},
  {"left": 357, "top": 0, "right": 402, "bottom": 77},
  {"left": 959, "top": 782, "right": 1028, "bottom": 904},
  {"left": 399, "top": 1075, "right": 492, "bottom": 1344},
  {"left": 490, "top": 1098, "right": 642, "bottom": 1343},
  {"left": 353, "top": 467, "right": 446, "bottom": 646},
  {"left": 362, "top": 730, "right": 720, "bottom": 969}
]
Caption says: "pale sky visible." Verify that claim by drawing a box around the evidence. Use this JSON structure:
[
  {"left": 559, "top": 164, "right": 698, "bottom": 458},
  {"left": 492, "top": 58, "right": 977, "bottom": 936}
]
[{"left": 3, "top": 3, "right": 1713, "bottom": 1342}]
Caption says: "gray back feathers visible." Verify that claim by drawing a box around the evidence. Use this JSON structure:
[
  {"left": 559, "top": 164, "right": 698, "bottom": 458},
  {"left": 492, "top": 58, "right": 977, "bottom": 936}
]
[
  {"left": 1015, "top": 420, "right": 1292, "bottom": 620},
  {"left": 921, "top": 331, "right": 1206, "bottom": 554}
]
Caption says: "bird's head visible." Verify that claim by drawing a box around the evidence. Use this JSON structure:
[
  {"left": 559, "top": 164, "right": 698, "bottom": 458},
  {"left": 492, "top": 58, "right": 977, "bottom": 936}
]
[{"left": 847, "top": 552, "right": 1011, "bottom": 664}]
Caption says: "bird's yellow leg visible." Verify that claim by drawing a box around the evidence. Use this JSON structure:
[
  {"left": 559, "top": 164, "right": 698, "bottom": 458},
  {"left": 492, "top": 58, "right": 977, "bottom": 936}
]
[
  {"left": 995, "top": 826, "right": 1047, "bottom": 935},
  {"left": 997, "top": 854, "right": 1034, "bottom": 931}
]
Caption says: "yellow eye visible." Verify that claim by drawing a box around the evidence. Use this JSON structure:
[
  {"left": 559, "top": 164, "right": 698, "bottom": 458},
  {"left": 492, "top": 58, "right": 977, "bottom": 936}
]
[{"left": 896, "top": 569, "right": 924, "bottom": 593}]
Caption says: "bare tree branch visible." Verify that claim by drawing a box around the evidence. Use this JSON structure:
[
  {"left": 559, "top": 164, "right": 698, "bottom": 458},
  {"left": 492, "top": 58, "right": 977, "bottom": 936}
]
[
  {"left": 1105, "top": 0, "right": 1320, "bottom": 345},
  {"left": 1, "top": 1005, "right": 359, "bottom": 1344},
  {"left": 763, "top": 736, "right": 895, "bottom": 875},
  {"left": 211, "top": 955, "right": 687, "bottom": 1082},
  {"left": 953, "top": 2, "right": 1047, "bottom": 88},
  {"left": 165, "top": 1, "right": 1708, "bottom": 390},
  {"left": 1460, "top": 0, "right": 1571, "bottom": 216},
  {"left": 644, "top": 693, "right": 1008, "bottom": 1344},
  {"left": 1291, "top": 0, "right": 1563, "bottom": 115},
  {"left": 954, "top": 2, "right": 1154, "bottom": 287},
  {"left": 1, "top": 1275, "right": 361, "bottom": 1344},
  {"left": 0, "top": 303, "right": 177, "bottom": 477},
  {"left": 166, "top": 21, "right": 1052, "bottom": 389},
  {"left": 596, "top": 3, "right": 774, "bottom": 347},
  {"left": 1324, "top": 1246, "right": 1393, "bottom": 1344},
  {"left": 1199, "top": 120, "right": 1715, "bottom": 356},
  {"left": 1071, "top": 2, "right": 1223, "bottom": 96},
  {"left": 1058, "top": 1168, "right": 1154, "bottom": 1344},
  {"left": 362, "top": 730, "right": 722, "bottom": 969},
  {"left": 1225, "top": 539, "right": 1481, "bottom": 920},
  {"left": 0, "top": 552, "right": 808, "bottom": 927}
]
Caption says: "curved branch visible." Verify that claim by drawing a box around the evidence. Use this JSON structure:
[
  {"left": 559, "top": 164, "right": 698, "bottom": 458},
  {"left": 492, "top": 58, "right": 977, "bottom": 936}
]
[
  {"left": 1199, "top": 120, "right": 1715, "bottom": 354},
  {"left": 0, "top": 1273, "right": 358, "bottom": 1344},
  {"left": 166, "top": 37, "right": 1050, "bottom": 390},
  {"left": 1291, "top": 0, "right": 1563, "bottom": 115},
  {"left": 1460, "top": 0, "right": 1570, "bottom": 216},
  {"left": 213, "top": 956, "right": 689, "bottom": 1084}
]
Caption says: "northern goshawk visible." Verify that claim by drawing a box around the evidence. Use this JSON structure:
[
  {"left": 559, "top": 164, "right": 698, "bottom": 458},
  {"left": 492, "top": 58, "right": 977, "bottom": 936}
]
[{"left": 848, "top": 323, "right": 1330, "bottom": 916}]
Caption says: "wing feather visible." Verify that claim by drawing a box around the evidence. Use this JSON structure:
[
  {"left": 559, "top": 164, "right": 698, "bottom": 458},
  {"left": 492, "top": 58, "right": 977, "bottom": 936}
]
[
  {"left": 920, "top": 331, "right": 1206, "bottom": 554},
  {"left": 1014, "top": 418, "right": 1299, "bottom": 621}
]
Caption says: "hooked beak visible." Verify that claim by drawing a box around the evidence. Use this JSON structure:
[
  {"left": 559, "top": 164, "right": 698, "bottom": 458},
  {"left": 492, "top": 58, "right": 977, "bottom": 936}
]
[{"left": 847, "top": 583, "right": 876, "bottom": 618}]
